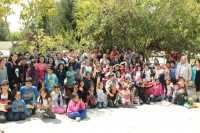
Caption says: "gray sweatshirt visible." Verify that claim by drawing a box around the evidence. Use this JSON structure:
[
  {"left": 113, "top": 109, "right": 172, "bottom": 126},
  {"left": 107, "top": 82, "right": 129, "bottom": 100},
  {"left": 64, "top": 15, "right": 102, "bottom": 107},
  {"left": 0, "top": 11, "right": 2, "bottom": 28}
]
[{"left": 0, "top": 66, "right": 8, "bottom": 83}]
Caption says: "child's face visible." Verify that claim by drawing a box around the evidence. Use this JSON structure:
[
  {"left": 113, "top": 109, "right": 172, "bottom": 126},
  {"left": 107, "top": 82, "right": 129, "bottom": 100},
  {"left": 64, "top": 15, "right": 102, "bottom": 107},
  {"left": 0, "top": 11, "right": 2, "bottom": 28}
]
[
  {"left": 69, "top": 66, "right": 73, "bottom": 70},
  {"left": 174, "top": 85, "right": 179, "bottom": 90},
  {"left": 156, "top": 80, "right": 160, "bottom": 84},
  {"left": 110, "top": 76, "right": 114, "bottom": 80},
  {"left": 59, "top": 65, "right": 64, "bottom": 70},
  {"left": 25, "top": 82, "right": 32, "bottom": 89},
  {"left": 80, "top": 81, "right": 84, "bottom": 87},
  {"left": 100, "top": 83, "right": 103, "bottom": 89},
  {"left": 73, "top": 96, "right": 79, "bottom": 102},
  {"left": 55, "top": 87, "right": 60, "bottom": 92},
  {"left": 73, "top": 84, "right": 78, "bottom": 89},
  {"left": 47, "top": 69, "right": 53, "bottom": 74},
  {"left": 166, "top": 80, "right": 170, "bottom": 85},
  {"left": 41, "top": 91, "right": 47, "bottom": 98},
  {"left": 15, "top": 94, "right": 20, "bottom": 101},
  {"left": 180, "top": 89, "right": 185, "bottom": 94},
  {"left": 138, "top": 67, "right": 141, "bottom": 71},
  {"left": 90, "top": 86, "right": 94, "bottom": 91}
]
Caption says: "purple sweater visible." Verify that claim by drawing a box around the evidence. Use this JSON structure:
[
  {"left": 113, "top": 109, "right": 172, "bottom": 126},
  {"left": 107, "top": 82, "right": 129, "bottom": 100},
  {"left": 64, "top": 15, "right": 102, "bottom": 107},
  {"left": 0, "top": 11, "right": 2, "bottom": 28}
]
[
  {"left": 67, "top": 100, "right": 85, "bottom": 115},
  {"left": 26, "top": 68, "right": 40, "bottom": 86}
]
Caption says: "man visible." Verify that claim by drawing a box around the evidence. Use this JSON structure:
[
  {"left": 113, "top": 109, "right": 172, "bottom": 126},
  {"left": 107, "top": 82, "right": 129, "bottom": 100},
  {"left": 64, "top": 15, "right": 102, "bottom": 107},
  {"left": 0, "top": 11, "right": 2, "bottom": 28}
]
[
  {"left": 110, "top": 53, "right": 122, "bottom": 66},
  {"left": 176, "top": 56, "right": 191, "bottom": 91},
  {"left": 30, "top": 48, "right": 39, "bottom": 60},
  {"left": 127, "top": 48, "right": 135, "bottom": 59},
  {"left": 110, "top": 46, "right": 119, "bottom": 61},
  {"left": 0, "top": 57, "right": 8, "bottom": 83},
  {"left": 55, "top": 53, "right": 66, "bottom": 67},
  {"left": 45, "top": 49, "right": 52, "bottom": 63},
  {"left": 23, "top": 52, "right": 31, "bottom": 65}
]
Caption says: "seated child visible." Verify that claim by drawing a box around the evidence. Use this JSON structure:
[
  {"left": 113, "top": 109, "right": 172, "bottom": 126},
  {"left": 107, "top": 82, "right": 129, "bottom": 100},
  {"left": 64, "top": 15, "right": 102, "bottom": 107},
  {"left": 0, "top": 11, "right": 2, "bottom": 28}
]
[
  {"left": 172, "top": 83, "right": 180, "bottom": 104},
  {"left": 152, "top": 79, "right": 164, "bottom": 102},
  {"left": 38, "top": 88, "right": 56, "bottom": 119},
  {"left": 12, "top": 92, "right": 27, "bottom": 121},
  {"left": 143, "top": 79, "right": 154, "bottom": 101},
  {"left": 87, "top": 84, "right": 96, "bottom": 108},
  {"left": 174, "top": 88, "right": 187, "bottom": 105},
  {"left": 51, "top": 84, "right": 66, "bottom": 114},
  {"left": 44, "top": 67, "right": 59, "bottom": 93},
  {"left": 67, "top": 92, "right": 87, "bottom": 122},
  {"left": 120, "top": 85, "right": 134, "bottom": 108},
  {"left": 20, "top": 77, "right": 39, "bottom": 116},
  {"left": 96, "top": 77, "right": 107, "bottom": 109},
  {"left": 107, "top": 83, "right": 120, "bottom": 108},
  {"left": 162, "top": 79, "right": 173, "bottom": 102},
  {"left": 184, "top": 98, "right": 198, "bottom": 109}
]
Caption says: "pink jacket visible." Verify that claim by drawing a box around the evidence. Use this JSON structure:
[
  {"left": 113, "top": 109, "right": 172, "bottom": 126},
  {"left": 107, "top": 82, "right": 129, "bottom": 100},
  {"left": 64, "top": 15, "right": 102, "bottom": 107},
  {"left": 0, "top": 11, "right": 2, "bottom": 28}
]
[
  {"left": 152, "top": 83, "right": 164, "bottom": 96},
  {"left": 67, "top": 100, "right": 85, "bottom": 115}
]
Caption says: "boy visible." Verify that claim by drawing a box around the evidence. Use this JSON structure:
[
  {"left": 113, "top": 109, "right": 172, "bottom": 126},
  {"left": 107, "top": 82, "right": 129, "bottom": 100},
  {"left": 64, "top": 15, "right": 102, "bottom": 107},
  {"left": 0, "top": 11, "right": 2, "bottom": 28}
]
[
  {"left": 174, "top": 88, "right": 187, "bottom": 105},
  {"left": 44, "top": 66, "right": 58, "bottom": 93},
  {"left": 172, "top": 83, "right": 179, "bottom": 104},
  {"left": 12, "top": 92, "right": 27, "bottom": 121},
  {"left": 20, "top": 77, "right": 39, "bottom": 116}
]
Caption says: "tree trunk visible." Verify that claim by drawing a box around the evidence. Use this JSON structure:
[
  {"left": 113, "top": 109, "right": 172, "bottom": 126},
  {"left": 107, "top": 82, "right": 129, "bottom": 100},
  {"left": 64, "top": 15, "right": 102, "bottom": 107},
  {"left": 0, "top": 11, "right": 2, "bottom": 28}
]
[{"left": 188, "top": 51, "right": 191, "bottom": 63}]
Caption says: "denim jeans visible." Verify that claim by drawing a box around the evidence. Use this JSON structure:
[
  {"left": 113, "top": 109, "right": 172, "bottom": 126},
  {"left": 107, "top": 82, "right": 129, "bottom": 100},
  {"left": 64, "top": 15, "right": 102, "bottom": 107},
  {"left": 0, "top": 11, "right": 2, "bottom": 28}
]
[
  {"left": 13, "top": 112, "right": 26, "bottom": 121},
  {"left": 97, "top": 102, "right": 107, "bottom": 109},
  {"left": 68, "top": 109, "right": 87, "bottom": 119},
  {"left": 107, "top": 100, "right": 119, "bottom": 108},
  {"left": 153, "top": 95, "right": 162, "bottom": 102},
  {"left": 25, "top": 100, "right": 36, "bottom": 117}
]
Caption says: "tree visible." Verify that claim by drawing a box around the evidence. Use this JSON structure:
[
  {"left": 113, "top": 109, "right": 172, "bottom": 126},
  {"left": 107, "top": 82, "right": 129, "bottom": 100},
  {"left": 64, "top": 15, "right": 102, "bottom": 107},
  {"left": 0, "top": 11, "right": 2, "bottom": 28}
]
[
  {"left": 5, "top": 32, "right": 21, "bottom": 41},
  {"left": 0, "top": 18, "right": 9, "bottom": 41}
]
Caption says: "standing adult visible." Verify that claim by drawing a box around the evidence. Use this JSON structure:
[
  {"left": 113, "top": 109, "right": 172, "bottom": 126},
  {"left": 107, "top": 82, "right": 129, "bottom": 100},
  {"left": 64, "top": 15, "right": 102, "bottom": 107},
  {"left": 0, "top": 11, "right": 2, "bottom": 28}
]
[
  {"left": 110, "top": 46, "right": 119, "bottom": 61},
  {"left": 55, "top": 53, "right": 66, "bottom": 68},
  {"left": 45, "top": 49, "right": 52, "bottom": 63},
  {"left": 5, "top": 52, "right": 21, "bottom": 93},
  {"left": 0, "top": 57, "right": 8, "bottom": 84},
  {"left": 23, "top": 52, "right": 31, "bottom": 65},
  {"left": 30, "top": 48, "right": 39, "bottom": 60},
  {"left": 176, "top": 56, "right": 191, "bottom": 91},
  {"left": 192, "top": 59, "right": 200, "bottom": 102}
]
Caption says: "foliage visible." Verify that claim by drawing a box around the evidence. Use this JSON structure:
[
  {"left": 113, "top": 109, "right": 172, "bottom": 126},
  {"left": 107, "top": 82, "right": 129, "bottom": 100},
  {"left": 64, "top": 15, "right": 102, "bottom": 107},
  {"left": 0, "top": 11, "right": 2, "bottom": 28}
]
[
  {"left": 0, "top": 19, "right": 8, "bottom": 41},
  {"left": 5, "top": 32, "right": 21, "bottom": 41}
]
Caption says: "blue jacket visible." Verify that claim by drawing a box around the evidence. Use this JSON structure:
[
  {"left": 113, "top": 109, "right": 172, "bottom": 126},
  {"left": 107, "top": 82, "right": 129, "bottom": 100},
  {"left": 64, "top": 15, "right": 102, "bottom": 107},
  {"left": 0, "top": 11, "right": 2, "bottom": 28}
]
[
  {"left": 12, "top": 99, "right": 27, "bottom": 113},
  {"left": 44, "top": 73, "right": 59, "bottom": 90},
  {"left": 170, "top": 65, "right": 177, "bottom": 80},
  {"left": 192, "top": 67, "right": 196, "bottom": 82},
  {"left": 20, "top": 86, "right": 39, "bottom": 103}
]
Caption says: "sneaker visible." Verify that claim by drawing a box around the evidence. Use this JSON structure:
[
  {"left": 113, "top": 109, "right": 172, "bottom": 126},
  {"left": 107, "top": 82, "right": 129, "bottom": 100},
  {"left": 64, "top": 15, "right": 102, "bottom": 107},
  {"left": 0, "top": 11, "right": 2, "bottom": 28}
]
[
  {"left": 194, "top": 98, "right": 199, "bottom": 102},
  {"left": 75, "top": 117, "right": 81, "bottom": 122},
  {"left": 38, "top": 113, "right": 44, "bottom": 119}
]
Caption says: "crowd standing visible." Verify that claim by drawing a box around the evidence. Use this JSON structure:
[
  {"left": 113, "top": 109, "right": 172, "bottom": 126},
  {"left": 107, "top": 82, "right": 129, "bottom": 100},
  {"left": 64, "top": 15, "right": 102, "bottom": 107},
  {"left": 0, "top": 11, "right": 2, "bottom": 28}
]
[{"left": 0, "top": 46, "right": 199, "bottom": 123}]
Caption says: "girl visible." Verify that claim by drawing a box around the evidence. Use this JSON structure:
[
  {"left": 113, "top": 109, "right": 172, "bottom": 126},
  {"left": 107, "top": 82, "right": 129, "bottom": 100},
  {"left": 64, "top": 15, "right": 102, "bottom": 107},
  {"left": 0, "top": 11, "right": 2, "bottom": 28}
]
[
  {"left": 152, "top": 79, "right": 164, "bottom": 102},
  {"left": 51, "top": 84, "right": 66, "bottom": 114},
  {"left": 87, "top": 84, "right": 96, "bottom": 108},
  {"left": 143, "top": 64, "right": 151, "bottom": 82},
  {"left": 191, "top": 59, "right": 200, "bottom": 102},
  {"left": 107, "top": 84, "right": 119, "bottom": 108},
  {"left": 5, "top": 52, "right": 21, "bottom": 93},
  {"left": 82, "top": 60, "right": 92, "bottom": 77},
  {"left": 55, "top": 63, "right": 66, "bottom": 93},
  {"left": 38, "top": 88, "right": 56, "bottom": 119},
  {"left": 116, "top": 71, "right": 125, "bottom": 83},
  {"left": 134, "top": 65, "right": 143, "bottom": 84},
  {"left": 0, "top": 80, "right": 14, "bottom": 123},
  {"left": 120, "top": 85, "right": 134, "bottom": 108},
  {"left": 78, "top": 80, "right": 85, "bottom": 100},
  {"left": 26, "top": 59, "right": 40, "bottom": 87},
  {"left": 67, "top": 92, "right": 87, "bottom": 122},
  {"left": 36, "top": 56, "right": 48, "bottom": 90},
  {"left": 163, "top": 79, "right": 173, "bottom": 102},
  {"left": 96, "top": 77, "right": 107, "bottom": 109}
]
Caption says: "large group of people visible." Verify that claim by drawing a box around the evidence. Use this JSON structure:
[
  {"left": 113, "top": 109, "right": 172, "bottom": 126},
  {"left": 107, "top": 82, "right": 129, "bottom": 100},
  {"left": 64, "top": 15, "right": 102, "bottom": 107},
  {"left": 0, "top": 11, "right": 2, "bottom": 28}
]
[{"left": 0, "top": 46, "right": 199, "bottom": 123}]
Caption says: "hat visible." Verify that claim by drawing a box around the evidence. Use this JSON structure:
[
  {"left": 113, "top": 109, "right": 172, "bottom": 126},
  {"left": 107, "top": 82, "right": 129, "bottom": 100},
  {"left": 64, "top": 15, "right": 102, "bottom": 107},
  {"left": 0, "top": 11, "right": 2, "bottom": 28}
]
[
  {"left": 1, "top": 80, "right": 9, "bottom": 86},
  {"left": 113, "top": 46, "right": 117, "bottom": 49},
  {"left": 73, "top": 81, "right": 79, "bottom": 85}
]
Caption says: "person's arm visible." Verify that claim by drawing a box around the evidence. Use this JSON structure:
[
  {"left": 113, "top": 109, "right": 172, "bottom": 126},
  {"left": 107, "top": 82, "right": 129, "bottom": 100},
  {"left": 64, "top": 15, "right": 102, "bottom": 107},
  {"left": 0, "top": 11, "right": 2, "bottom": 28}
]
[
  {"left": 11, "top": 101, "right": 18, "bottom": 113},
  {"left": 68, "top": 101, "right": 80, "bottom": 112},
  {"left": 114, "top": 92, "right": 119, "bottom": 104},
  {"left": 38, "top": 101, "right": 48, "bottom": 110},
  {"left": 96, "top": 77, "right": 100, "bottom": 92},
  {"left": 34, "top": 87, "right": 39, "bottom": 103},
  {"left": 93, "top": 65, "right": 97, "bottom": 78},
  {"left": 55, "top": 75, "right": 59, "bottom": 84}
]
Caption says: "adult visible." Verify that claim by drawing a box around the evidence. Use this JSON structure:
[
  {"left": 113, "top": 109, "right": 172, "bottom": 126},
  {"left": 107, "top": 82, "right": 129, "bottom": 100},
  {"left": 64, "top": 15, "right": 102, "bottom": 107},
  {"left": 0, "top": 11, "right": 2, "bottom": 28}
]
[
  {"left": 0, "top": 57, "right": 8, "bottom": 83},
  {"left": 47, "top": 57, "right": 56, "bottom": 70},
  {"left": 191, "top": 59, "right": 200, "bottom": 102},
  {"left": 176, "top": 56, "right": 191, "bottom": 91},
  {"left": 110, "top": 53, "right": 122, "bottom": 66},
  {"left": 110, "top": 46, "right": 119, "bottom": 61},
  {"left": 19, "top": 58, "right": 28, "bottom": 86},
  {"left": 127, "top": 48, "right": 135, "bottom": 59},
  {"left": 0, "top": 80, "right": 14, "bottom": 123},
  {"left": 55, "top": 53, "right": 66, "bottom": 67},
  {"left": 30, "top": 48, "right": 39, "bottom": 60},
  {"left": 82, "top": 47, "right": 92, "bottom": 60},
  {"left": 170, "top": 60, "right": 177, "bottom": 84},
  {"left": 5, "top": 52, "right": 21, "bottom": 93},
  {"left": 45, "top": 49, "right": 52, "bottom": 63},
  {"left": 67, "top": 49, "right": 75, "bottom": 60},
  {"left": 100, "top": 54, "right": 110, "bottom": 67},
  {"left": 23, "top": 52, "right": 31, "bottom": 65},
  {"left": 36, "top": 55, "right": 47, "bottom": 90},
  {"left": 63, "top": 51, "right": 69, "bottom": 63}
]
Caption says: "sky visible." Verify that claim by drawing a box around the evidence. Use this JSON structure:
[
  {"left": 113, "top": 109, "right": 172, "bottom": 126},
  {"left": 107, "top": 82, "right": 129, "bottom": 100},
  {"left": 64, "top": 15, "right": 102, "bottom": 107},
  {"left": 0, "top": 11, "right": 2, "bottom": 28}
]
[{"left": 7, "top": 5, "right": 22, "bottom": 32}]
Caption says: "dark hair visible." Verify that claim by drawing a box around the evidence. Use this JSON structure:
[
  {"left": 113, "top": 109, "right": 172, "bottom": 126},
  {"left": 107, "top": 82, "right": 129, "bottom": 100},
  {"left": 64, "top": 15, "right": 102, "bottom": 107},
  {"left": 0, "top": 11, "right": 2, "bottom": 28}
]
[
  {"left": 53, "top": 83, "right": 60, "bottom": 88},
  {"left": 56, "top": 53, "right": 61, "bottom": 56},
  {"left": 14, "top": 91, "right": 21, "bottom": 96},
  {"left": 139, "top": 81, "right": 143, "bottom": 86},
  {"left": 37, "top": 55, "right": 45, "bottom": 63},
  {"left": 58, "top": 63, "right": 65, "bottom": 71},
  {"left": 69, "top": 49, "right": 74, "bottom": 52},
  {"left": 8, "top": 52, "right": 18, "bottom": 63},
  {"left": 47, "top": 57, "right": 55, "bottom": 66},
  {"left": 155, "top": 63, "right": 160, "bottom": 66},
  {"left": 47, "top": 66, "right": 54, "bottom": 71},
  {"left": 33, "top": 48, "right": 39, "bottom": 52},
  {"left": 71, "top": 92, "right": 78, "bottom": 99},
  {"left": 25, "top": 77, "right": 33, "bottom": 83},
  {"left": 171, "top": 60, "right": 175, "bottom": 65},
  {"left": 29, "top": 59, "right": 37, "bottom": 76},
  {"left": 39, "top": 88, "right": 50, "bottom": 105},
  {"left": 24, "top": 51, "right": 30, "bottom": 56},
  {"left": 136, "top": 65, "right": 143, "bottom": 71},
  {"left": 167, "top": 61, "right": 171, "bottom": 64},
  {"left": 46, "top": 49, "right": 51, "bottom": 53},
  {"left": 194, "top": 59, "right": 200, "bottom": 66}
]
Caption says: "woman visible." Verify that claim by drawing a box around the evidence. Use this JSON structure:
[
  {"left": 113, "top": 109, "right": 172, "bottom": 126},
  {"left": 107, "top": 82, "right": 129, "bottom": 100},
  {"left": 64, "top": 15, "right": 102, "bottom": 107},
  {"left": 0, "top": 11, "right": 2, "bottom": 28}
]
[
  {"left": 26, "top": 59, "right": 40, "bottom": 87},
  {"left": 47, "top": 57, "right": 56, "bottom": 70},
  {"left": 192, "top": 59, "right": 200, "bottom": 102},
  {"left": 36, "top": 56, "right": 47, "bottom": 90},
  {"left": 0, "top": 80, "right": 14, "bottom": 123},
  {"left": 6, "top": 52, "right": 21, "bottom": 93}
]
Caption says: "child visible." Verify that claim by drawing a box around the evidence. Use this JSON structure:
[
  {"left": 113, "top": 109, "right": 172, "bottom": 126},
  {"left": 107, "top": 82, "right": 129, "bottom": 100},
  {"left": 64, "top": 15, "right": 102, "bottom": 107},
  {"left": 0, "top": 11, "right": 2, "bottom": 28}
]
[
  {"left": 107, "top": 84, "right": 120, "bottom": 108},
  {"left": 163, "top": 80, "right": 173, "bottom": 102},
  {"left": 184, "top": 98, "right": 199, "bottom": 109},
  {"left": 38, "top": 88, "right": 56, "bottom": 119},
  {"left": 134, "top": 65, "right": 143, "bottom": 84},
  {"left": 51, "top": 84, "right": 66, "bottom": 114},
  {"left": 87, "top": 84, "right": 96, "bottom": 108},
  {"left": 152, "top": 79, "right": 164, "bottom": 102},
  {"left": 44, "top": 67, "right": 59, "bottom": 93},
  {"left": 20, "top": 77, "right": 39, "bottom": 116},
  {"left": 11, "top": 92, "right": 27, "bottom": 121},
  {"left": 120, "top": 85, "right": 134, "bottom": 108},
  {"left": 174, "top": 88, "right": 187, "bottom": 105},
  {"left": 66, "top": 65, "right": 77, "bottom": 95},
  {"left": 96, "top": 77, "right": 107, "bottom": 109},
  {"left": 67, "top": 92, "right": 87, "bottom": 122},
  {"left": 172, "top": 83, "right": 180, "bottom": 103},
  {"left": 78, "top": 80, "right": 85, "bottom": 100}
]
